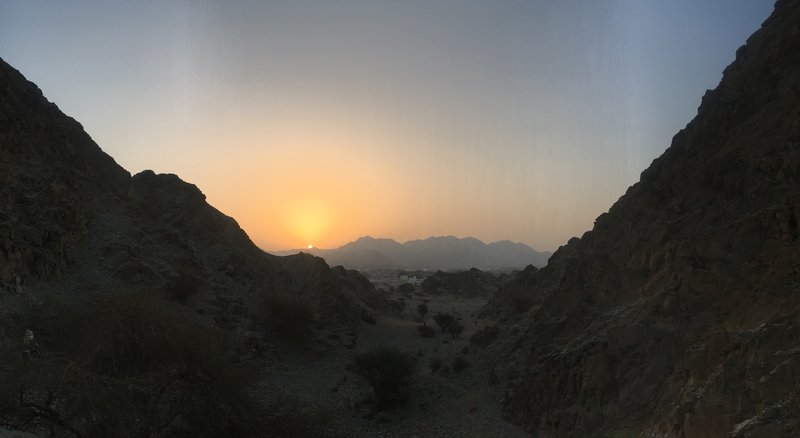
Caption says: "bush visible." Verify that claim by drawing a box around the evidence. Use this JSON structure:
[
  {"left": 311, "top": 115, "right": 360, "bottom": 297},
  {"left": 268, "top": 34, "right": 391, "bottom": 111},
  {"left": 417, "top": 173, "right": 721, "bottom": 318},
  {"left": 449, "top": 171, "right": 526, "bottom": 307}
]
[
  {"left": 428, "top": 356, "right": 443, "bottom": 373},
  {"left": 361, "top": 311, "right": 377, "bottom": 325},
  {"left": 433, "top": 313, "right": 456, "bottom": 333},
  {"left": 429, "top": 356, "right": 443, "bottom": 373},
  {"left": 417, "top": 303, "right": 428, "bottom": 321},
  {"left": 421, "top": 276, "right": 442, "bottom": 294},
  {"left": 452, "top": 356, "right": 471, "bottom": 373},
  {"left": 397, "top": 283, "right": 415, "bottom": 293},
  {"left": 417, "top": 324, "right": 436, "bottom": 338},
  {"left": 352, "top": 346, "right": 417, "bottom": 411},
  {"left": 470, "top": 325, "right": 499, "bottom": 347},
  {"left": 447, "top": 321, "right": 464, "bottom": 339}
]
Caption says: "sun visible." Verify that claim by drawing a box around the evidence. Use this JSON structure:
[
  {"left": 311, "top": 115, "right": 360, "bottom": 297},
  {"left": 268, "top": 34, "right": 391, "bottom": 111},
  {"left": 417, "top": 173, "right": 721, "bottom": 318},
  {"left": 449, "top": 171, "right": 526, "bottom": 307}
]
[{"left": 307, "top": 244, "right": 314, "bottom": 249}]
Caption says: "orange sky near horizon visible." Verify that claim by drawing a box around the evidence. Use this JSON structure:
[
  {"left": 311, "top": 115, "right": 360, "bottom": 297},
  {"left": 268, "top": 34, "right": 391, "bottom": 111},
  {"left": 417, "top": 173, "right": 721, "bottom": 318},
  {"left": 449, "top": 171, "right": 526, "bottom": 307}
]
[
  {"left": 179, "top": 96, "right": 600, "bottom": 251},
  {"left": 0, "top": 1, "right": 773, "bottom": 252}
]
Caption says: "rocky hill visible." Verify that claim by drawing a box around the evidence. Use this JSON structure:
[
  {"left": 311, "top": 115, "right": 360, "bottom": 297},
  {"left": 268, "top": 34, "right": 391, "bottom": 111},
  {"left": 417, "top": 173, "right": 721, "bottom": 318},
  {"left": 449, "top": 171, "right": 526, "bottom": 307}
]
[
  {"left": 274, "top": 235, "right": 551, "bottom": 270},
  {"left": 0, "top": 56, "right": 387, "bottom": 436},
  {"left": 421, "top": 268, "right": 510, "bottom": 298},
  {"left": 478, "top": 1, "right": 800, "bottom": 436}
]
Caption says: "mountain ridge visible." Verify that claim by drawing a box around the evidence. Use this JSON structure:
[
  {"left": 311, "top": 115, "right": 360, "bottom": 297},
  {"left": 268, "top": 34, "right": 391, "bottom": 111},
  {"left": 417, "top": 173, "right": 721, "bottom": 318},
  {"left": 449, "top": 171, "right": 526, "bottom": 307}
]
[{"left": 270, "top": 235, "right": 552, "bottom": 270}]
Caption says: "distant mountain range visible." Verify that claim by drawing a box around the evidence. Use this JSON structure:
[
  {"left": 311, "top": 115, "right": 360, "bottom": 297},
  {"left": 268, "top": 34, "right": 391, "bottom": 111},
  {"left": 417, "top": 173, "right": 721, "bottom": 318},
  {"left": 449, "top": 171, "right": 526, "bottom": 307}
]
[{"left": 270, "top": 236, "right": 551, "bottom": 270}]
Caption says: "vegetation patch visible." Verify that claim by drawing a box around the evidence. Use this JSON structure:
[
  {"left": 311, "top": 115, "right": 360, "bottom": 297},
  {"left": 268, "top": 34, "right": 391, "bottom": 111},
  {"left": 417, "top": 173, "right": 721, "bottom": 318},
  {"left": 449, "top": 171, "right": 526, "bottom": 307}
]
[{"left": 352, "top": 346, "right": 417, "bottom": 411}]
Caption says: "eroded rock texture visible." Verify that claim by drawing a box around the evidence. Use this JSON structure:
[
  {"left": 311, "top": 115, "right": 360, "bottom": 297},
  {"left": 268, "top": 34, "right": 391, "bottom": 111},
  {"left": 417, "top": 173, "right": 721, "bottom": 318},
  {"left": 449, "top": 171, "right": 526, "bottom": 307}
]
[{"left": 482, "top": 1, "right": 800, "bottom": 436}]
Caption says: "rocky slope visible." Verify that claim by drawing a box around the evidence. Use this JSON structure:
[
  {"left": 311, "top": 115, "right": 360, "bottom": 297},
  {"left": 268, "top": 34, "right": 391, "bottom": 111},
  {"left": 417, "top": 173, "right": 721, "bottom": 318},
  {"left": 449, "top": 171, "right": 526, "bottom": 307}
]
[
  {"left": 0, "top": 55, "right": 386, "bottom": 326},
  {"left": 479, "top": 1, "right": 800, "bottom": 436},
  {"left": 421, "top": 268, "right": 510, "bottom": 298},
  {"left": 0, "top": 56, "right": 387, "bottom": 436}
]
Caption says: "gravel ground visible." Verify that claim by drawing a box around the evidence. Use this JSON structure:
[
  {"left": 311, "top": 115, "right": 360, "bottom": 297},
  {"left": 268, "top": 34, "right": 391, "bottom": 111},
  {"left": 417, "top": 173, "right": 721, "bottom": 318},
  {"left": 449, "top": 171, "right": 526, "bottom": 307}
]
[{"left": 266, "top": 287, "right": 529, "bottom": 437}]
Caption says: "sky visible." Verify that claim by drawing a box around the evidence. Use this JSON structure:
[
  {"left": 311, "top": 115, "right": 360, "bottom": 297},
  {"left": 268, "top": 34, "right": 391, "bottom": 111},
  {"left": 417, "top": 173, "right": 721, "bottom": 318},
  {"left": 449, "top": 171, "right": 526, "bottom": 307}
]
[{"left": 0, "top": 1, "right": 774, "bottom": 251}]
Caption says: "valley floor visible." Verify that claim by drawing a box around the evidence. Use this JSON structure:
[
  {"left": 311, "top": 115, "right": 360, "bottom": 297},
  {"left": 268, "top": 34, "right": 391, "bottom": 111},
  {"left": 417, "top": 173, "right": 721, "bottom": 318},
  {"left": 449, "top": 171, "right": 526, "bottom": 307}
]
[{"left": 266, "top": 287, "right": 528, "bottom": 437}]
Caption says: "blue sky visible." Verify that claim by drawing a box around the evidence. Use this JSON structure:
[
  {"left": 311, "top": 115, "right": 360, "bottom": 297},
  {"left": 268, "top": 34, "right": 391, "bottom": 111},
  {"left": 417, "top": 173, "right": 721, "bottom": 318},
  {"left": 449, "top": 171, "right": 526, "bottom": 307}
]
[{"left": 0, "top": 1, "right": 774, "bottom": 250}]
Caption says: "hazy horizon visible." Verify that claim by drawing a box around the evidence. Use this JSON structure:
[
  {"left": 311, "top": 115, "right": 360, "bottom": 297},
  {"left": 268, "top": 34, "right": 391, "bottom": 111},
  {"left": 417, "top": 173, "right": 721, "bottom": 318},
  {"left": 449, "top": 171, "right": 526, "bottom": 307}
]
[
  {"left": 0, "top": 1, "right": 773, "bottom": 252},
  {"left": 268, "top": 234, "right": 550, "bottom": 253}
]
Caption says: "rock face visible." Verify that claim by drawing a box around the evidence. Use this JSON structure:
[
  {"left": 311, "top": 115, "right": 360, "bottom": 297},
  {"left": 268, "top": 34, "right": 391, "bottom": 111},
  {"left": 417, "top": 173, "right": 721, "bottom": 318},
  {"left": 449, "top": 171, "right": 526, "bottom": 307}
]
[
  {"left": 481, "top": 1, "right": 800, "bottom": 436},
  {"left": 0, "top": 61, "right": 130, "bottom": 290}
]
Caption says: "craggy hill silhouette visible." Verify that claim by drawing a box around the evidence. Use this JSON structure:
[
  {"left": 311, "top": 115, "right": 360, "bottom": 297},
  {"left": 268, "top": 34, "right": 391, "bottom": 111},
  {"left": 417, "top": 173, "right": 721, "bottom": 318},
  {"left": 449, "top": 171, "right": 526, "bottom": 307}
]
[
  {"left": 478, "top": 1, "right": 800, "bottom": 436},
  {"left": 274, "top": 235, "right": 551, "bottom": 270},
  {"left": 0, "top": 57, "right": 387, "bottom": 325},
  {"left": 0, "top": 55, "right": 388, "bottom": 436}
]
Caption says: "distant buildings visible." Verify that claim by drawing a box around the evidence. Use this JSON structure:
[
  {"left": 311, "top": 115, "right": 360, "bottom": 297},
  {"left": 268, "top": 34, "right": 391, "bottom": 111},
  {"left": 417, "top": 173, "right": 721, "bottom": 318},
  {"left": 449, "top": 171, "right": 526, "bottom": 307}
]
[{"left": 399, "top": 274, "right": 420, "bottom": 284}]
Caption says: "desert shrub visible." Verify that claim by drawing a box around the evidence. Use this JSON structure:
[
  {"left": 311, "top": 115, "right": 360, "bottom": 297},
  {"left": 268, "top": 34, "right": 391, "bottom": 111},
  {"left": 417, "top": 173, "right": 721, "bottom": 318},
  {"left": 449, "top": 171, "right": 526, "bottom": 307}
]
[
  {"left": 470, "top": 325, "right": 499, "bottom": 347},
  {"left": 392, "top": 298, "right": 407, "bottom": 310},
  {"left": 433, "top": 313, "right": 456, "bottom": 333},
  {"left": 421, "top": 276, "right": 442, "bottom": 294},
  {"left": 417, "top": 303, "right": 428, "bottom": 321},
  {"left": 397, "top": 283, "right": 415, "bottom": 293},
  {"left": 446, "top": 321, "right": 464, "bottom": 339},
  {"left": 352, "top": 346, "right": 416, "bottom": 411},
  {"left": 417, "top": 324, "right": 436, "bottom": 338},
  {"left": 452, "top": 356, "right": 470, "bottom": 373},
  {"left": 361, "top": 311, "right": 377, "bottom": 325},
  {"left": 429, "top": 356, "right": 443, "bottom": 372},
  {"left": 260, "top": 293, "right": 315, "bottom": 340}
]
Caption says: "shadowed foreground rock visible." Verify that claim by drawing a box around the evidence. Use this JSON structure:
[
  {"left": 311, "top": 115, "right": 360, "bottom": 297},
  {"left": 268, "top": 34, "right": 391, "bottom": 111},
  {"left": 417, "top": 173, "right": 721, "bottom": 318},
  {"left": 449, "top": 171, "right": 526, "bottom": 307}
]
[{"left": 0, "top": 53, "right": 387, "bottom": 436}]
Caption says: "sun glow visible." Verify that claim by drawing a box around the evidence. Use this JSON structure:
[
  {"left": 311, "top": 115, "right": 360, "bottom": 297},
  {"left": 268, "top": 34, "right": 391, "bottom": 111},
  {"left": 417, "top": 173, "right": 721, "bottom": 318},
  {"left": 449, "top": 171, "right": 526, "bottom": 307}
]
[
  {"left": 282, "top": 198, "right": 332, "bottom": 248},
  {"left": 191, "top": 101, "right": 418, "bottom": 250},
  {"left": 307, "top": 244, "right": 314, "bottom": 249}
]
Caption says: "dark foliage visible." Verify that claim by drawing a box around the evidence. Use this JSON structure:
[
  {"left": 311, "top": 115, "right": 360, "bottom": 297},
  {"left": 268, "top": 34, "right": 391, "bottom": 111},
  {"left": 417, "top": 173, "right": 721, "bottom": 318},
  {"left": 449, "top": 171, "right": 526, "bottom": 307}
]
[
  {"left": 397, "top": 283, "right": 415, "bottom": 293},
  {"left": 429, "top": 356, "right": 443, "bottom": 373},
  {"left": 432, "top": 313, "right": 456, "bottom": 333},
  {"left": 352, "top": 346, "right": 417, "bottom": 411},
  {"left": 446, "top": 321, "right": 464, "bottom": 339},
  {"left": 416, "top": 324, "right": 436, "bottom": 338},
  {"left": 416, "top": 303, "right": 428, "bottom": 321},
  {"left": 452, "top": 356, "right": 470, "bottom": 373},
  {"left": 360, "top": 311, "right": 377, "bottom": 325}
]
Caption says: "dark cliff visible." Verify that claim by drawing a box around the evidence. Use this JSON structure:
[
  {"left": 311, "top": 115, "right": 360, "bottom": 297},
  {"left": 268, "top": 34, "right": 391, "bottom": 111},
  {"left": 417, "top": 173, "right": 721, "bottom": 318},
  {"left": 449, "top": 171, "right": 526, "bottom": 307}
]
[{"left": 482, "top": 1, "right": 800, "bottom": 436}]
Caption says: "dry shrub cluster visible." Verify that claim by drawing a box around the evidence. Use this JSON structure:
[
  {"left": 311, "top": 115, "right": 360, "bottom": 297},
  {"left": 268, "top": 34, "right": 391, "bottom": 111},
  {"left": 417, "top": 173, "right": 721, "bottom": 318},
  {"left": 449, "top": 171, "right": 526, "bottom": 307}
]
[{"left": 352, "top": 346, "right": 417, "bottom": 411}]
